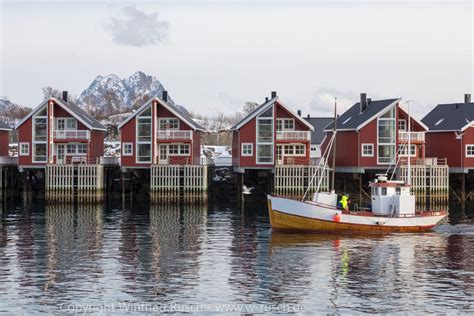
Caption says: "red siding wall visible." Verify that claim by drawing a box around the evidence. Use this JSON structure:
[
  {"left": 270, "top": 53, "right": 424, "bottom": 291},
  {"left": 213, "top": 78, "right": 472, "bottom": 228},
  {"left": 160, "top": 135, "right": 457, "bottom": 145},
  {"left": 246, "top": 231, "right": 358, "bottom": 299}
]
[
  {"left": 90, "top": 131, "right": 105, "bottom": 163},
  {"left": 120, "top": 118, "right": 138, "bottom": 167},
  {"left": 18, "top": 116, "right": 34, "bottom": 166},
  {"left": 0, "top": 131, "right": 9, "bottom": 157}
]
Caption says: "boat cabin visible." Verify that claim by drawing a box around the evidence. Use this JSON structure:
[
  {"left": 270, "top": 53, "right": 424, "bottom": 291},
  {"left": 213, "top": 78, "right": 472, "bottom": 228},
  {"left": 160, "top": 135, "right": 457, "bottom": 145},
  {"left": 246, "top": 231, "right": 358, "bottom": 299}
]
[
  {"left": 15, "top": 91, "right": 107, "bottom": 169},
  {"left": 369, "top": 177, "right": 415, "bottom": 216}
]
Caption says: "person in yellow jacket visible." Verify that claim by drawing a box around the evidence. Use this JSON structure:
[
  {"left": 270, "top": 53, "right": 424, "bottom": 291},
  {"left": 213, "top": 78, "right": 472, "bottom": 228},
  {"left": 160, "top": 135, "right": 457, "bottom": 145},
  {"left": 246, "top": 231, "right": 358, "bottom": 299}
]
[{"left": 339, "top": 194, "right": 350, "bottom": 211}]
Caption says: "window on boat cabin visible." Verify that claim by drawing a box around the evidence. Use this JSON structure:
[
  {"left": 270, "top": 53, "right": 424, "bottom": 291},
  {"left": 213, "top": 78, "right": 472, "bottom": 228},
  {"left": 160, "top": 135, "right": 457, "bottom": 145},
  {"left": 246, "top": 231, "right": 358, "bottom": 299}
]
[
  {"left": 466, "top": 145, "right": 474, "bottom": 157},
  {"left": 398, "top": 119, "right": 406, "bottom": 131},
  {"left": 399, "top": 144, "right": 416, "bottom": 157},
  {"left": 396, "top": 187, "right": 401, "bottom": 195},
  {"left": 371, "top": 187, "right": 378, "bottom": 196},
  {"left": 122, "top": 143, "right": 133, "bottom": 156},
  {"left": 20, "top": 143, "right": 29, "bottom": 156},
  {"left": 361, "top": 144, "right": 374, "bottom": 157},
  {"left": 159, "top": 118, "right": 179, "bottom": 130},
  {"left": 381, "top": 187, "right": 387, "bottom": 196},
  {"left": 241, "top": 143, "right": 253, "bottom": 156}
]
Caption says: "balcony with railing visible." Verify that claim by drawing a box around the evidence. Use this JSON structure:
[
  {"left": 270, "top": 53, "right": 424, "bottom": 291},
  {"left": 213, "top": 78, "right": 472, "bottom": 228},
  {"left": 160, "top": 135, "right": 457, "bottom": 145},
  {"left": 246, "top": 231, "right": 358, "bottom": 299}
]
[
  {"left": 276, "top": 131, "right": 311, "bottom": 141},
  {"left": 53, "top": 130, "right": 90, "bottom": 140},
  {"left": 156, "top": 130, "right": 193, "bottom": 140},
  {"left": 398, "top": 131, "right": 425, "bottom": 143}
]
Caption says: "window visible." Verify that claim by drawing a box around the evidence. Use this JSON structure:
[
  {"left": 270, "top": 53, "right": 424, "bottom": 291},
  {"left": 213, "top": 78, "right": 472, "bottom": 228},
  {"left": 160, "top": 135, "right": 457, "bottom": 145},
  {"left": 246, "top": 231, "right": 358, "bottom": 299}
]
[
  {"left": 57, "top": 118, "right": 65, "bottom": 130},
  {"left": 67, "top": 144, "right": 76, "bottom": 154},
  {"left": 256, "top": 106, "right": 274, "bottom": 164},
  {"left": 396, "top": 187, "right": 401, "bottom": 195},
  {"left": 381, "top": 187, "right": 387, "bottom": 196},
  {"left": 342, "top": 117, "right": 352, "bottom": 125},
  {"left": 33, "top": 118, "right": 47, "bottom": 142},
  {"left": 33, "top": 143, "right": 47, "bottom": 162},
  {"left": 159, "top": 118, "right": 179, "bottom": 130},
  {"left": 294, "top": 144, "right": 305, "bottom": 155},
  {"left": 466, "top": 145, "right": 474, "bottom": 157},
  {"left": 123, "top": 143, "right": 133, "bottom": 156},
  {"left": 284, "top": 145, "right": 293, "bottom": 155},
  {"left": 398, "top": 119, "right": 406, "bottom": 131},
  {"left": 242, "top": 143, "right": 253, "bottom": 156},
  {"left": 20, "top": 143, "right": 29, "bottom": 156},
  {"left": 77, "top": 144, "right": 87, "bottom": 154},
  {"left": 169, "top": 144, "right": 179, "bottom": 154},
  {"left": 399, "top": 144, "right": 416, "bottom": 157},
  {"left": 377, "top": 107, "right": 396, "bottom": 164},
  {"left": 276, "top": 119, "right": 294, "bottom": 131},
  {"left": 66, "top": 118, "right": 77, "bottom": 130},
  {"left": 137, "top": 118, "right": 152, "bottom": 142},
  {"left": 180, "top": 144, "right": 190, "bottom": 155},
  {"left": 361, "top": 144, "right": 374, "bottom": 157},
  {"left": 137, "top": 144, "right": 152, "bottom": 162},
  {"left": 435, "top": 118, "right": 444, "bottom": 126}
]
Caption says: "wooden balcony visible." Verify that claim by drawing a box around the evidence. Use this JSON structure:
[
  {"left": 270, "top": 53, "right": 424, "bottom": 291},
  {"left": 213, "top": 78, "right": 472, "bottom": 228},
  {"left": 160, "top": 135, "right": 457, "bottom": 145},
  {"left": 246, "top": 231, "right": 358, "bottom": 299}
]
[
  {"left": 398, "top": 131, "right": 425, "bottom": 143},
  {"left": 156, "top": 130, "right": 193, "bottom": 140},
  {"left": 53, "top": 130, "right": 90, "bottom": 140},
  {"left": 276, "top": 131, "right": 310, "bottom": 141}
]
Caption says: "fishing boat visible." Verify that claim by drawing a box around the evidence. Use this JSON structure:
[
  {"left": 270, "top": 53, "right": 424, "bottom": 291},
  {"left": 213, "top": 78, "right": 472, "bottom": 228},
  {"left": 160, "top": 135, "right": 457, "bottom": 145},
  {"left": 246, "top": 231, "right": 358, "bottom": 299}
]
[{"left": 267, "top": 99, "right": 448, "bottom": 233}]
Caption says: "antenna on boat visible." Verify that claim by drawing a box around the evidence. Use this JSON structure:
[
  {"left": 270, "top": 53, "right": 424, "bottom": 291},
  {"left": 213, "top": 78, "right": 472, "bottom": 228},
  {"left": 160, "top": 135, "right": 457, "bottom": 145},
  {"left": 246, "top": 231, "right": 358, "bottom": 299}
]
[
  {"left": 331, "top": 97, "right": 337, "bottom": 192},
  {"left": 406, "top": 99, "right": 413, "bottom": 186}
]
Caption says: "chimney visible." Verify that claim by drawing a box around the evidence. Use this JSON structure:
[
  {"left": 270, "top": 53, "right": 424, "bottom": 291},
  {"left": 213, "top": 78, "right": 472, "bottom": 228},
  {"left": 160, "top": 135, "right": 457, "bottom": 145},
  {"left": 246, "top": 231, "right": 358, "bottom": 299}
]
[
  {"left": 162, "top": 90, "right": 168, "bottom": 102},
  {"left": 465, "top": 94, "right": 471, "bottom": 104},
  {"left": 265, "top": 97, "right": 269, "bottom": 102},
  {"left": 271, "top": 91, "right": 277, "bottom": 99},
  {"left": 367, "top": 98, "right": 372, "bottom": 105},
  {"left": 297, "top": 109, "right": 302, "bottom": 116},
  {"left": 360, "top": 93, "right": 367, "bottom": 113},
  {"left": 62, "top": 91, "right": 68, "bottom": 102},
  {"left": 307, "top": 114, "right": 310, "bottom": 119}
]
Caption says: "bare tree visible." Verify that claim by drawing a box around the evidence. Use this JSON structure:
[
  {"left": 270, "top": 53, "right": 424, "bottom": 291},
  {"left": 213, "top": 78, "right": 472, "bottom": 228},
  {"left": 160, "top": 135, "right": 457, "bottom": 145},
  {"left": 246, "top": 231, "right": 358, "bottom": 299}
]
[{"left": 41, "top": 87, "right": 61, "bottom": 99}]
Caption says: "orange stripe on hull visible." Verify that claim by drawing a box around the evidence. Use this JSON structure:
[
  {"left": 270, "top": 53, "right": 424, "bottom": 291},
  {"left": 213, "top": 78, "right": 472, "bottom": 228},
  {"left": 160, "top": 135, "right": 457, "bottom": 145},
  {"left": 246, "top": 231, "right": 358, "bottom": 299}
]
[{"left": 268, "top": 200, "right": 435, "bottom": 233}]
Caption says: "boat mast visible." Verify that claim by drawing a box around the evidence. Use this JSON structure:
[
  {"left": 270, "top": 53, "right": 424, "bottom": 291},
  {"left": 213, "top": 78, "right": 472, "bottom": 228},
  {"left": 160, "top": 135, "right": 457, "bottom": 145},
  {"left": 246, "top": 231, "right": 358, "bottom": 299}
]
[
  {"left": 331, "top": 97, "right": 337, "bottom": 191},
  {"left": 406, "top": 100, "right": 413, "bottom": 186}
]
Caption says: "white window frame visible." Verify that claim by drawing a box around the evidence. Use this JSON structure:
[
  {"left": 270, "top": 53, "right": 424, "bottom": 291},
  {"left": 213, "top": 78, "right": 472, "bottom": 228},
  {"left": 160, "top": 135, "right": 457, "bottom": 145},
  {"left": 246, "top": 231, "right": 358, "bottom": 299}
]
[
  {"left": 361, "top": 143, "right": 374, "bottom": 157},
  {"left": 241, "top": 143, "right": 253, "bottom": 156},
  {"left": 399, "top": 144, "right": 416, "bottom": 157},
  {"left": 276, "top": 118, "right": 295, "bottom": 131},
  {"left": 377, "top": 107, "right": 396, "bottom": 165},
  {"left": 256, "top": 106, "right": 274, "bottom": 165},
  {"left": 20, "top": 143, "right": 29, "bottom": 156},
  {"left": 32, "top": 106, "right": 48, "bottom": 163},
  {"left": 136, "top": 106, "right": 152, "bottom": 164},
  {"left": 158, "top": 118, "right": 180, "bottom": 130},
  {"left": 398, "top": 119, "right": 406, "bottom": 131},
  {"left": 466, "top": 144, "right": 474, "bottom": 157},
  {"left": 122, "top": 143, "right": 133, "bottom": 156}
]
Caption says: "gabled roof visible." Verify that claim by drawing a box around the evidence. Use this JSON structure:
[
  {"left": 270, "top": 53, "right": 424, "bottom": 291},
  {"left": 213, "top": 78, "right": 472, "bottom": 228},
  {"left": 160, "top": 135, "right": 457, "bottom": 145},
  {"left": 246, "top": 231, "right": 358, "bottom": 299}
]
[
  {"left": 421, "top": 103, "right": 474, "bottom": 132},
  {"left": 118, "top": 97, "right": 205, "bottom": 131},
  {"left": 398, "top": 103, "right": 429, "bottom": 131},
  {"left": 230, "top": 96, "right": 314, "bottom": 131},
  {"left": 15, "top": 98, "right": 107, "bottom": 131},
  {"left": 0, "top": 120, "right": 12, "bottom": 131},
  {"left": 304, "top": 117, "right": 333, "bottom": 144},
  {"left": 325, "top": 98, "right": 400, "bottom": 131}
]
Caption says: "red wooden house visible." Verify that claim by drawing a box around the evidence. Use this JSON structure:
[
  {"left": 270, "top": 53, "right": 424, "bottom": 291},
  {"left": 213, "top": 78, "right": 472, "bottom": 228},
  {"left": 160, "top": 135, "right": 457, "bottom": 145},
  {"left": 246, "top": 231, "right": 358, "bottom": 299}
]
[
  {"left": 230, "top": 91, "right": 314, "bottom": 173},
  {"left": 118, "top": 91, "right": 205, "bottom": 169},
  {"left": 322, "top": 94, "right": 428, "bottom": 173},
  {"left": 422, "top": 94, "right": 473, "bottom": 173},
  {"left": 0, "top": 120, "right": 12, "bottom": 158},
  {"left": 16, "top": 91, "right": 107, "bottom": 169}
]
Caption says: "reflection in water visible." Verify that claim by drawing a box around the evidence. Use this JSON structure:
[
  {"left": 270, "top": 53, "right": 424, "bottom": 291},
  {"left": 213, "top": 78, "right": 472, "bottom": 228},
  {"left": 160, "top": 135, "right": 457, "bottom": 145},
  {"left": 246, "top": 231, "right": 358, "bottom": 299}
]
[{"left": 0, "top": 200, "right": 473, "bottom": 314}]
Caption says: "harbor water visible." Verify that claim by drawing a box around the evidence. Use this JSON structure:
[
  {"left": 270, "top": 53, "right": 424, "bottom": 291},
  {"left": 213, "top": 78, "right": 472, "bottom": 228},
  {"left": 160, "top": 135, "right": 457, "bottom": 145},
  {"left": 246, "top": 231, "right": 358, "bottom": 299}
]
[{"left": 0, "top": 198, "right": 473, "bottom": 314}]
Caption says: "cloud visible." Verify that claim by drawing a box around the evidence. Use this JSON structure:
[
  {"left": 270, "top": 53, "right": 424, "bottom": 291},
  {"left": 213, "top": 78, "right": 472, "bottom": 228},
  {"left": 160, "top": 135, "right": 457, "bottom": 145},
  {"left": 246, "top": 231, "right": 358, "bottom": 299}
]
[{"left": 104, "top": 5, "right": 169, "bottom": 47}]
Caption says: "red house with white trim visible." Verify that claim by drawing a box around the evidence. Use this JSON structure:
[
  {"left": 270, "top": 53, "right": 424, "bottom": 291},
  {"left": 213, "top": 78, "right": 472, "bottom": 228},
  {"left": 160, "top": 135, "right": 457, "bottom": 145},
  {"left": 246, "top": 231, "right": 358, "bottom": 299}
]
[
  {"left": 230, "top": 91, "right": 314, "bottom": 173},
  {"left": 322, "top": 94, "right": 428, "bottom": 173},
  {"left": 422, "top": 94, "right": 472, "bottom": 173},
  {"left": 15, "top": 92, "right": 107, "bottom": 169},
  {"left": 118, "top": 91, "right": 205, "bottom": 169}
]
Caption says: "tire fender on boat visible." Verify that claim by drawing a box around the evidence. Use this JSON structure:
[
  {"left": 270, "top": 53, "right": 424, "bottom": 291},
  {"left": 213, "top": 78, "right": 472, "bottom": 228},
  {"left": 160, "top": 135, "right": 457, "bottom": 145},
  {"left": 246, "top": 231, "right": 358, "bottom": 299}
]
[{"left": 333, "top": 213, "right": 341, "bottom": 222}]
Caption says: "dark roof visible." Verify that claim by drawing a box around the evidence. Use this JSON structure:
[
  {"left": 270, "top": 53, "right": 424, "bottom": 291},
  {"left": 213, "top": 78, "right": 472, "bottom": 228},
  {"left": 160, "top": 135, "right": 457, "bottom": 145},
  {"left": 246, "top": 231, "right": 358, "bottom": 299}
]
[
  {"left": 0, "top": 120, "right": 12, "bottom": 131},
  {"left": 57, "top": 99, "right": 106, "bottom": 131},
  {"left": 421, "top": 103, "right": 474, "bottom": 132},
  {"left": 325, "top": 98, "right": 399, "bottom": 131},
  {"left": 166, "top": 100, "right": 204, "bottom": 130},
  {"left": 304, "top": 117, "right": 333, "bottom": 144}
]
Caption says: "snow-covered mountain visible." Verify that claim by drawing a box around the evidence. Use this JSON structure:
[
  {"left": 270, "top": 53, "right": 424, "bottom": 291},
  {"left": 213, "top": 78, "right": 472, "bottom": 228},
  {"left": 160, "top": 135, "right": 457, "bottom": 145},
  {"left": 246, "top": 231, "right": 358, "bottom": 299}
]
[
  {"left": 0, "top": 96, "right": 31, "bottom": 124},
  {"left": 76, "top": 71, "right": 186, "bottom": 117}
]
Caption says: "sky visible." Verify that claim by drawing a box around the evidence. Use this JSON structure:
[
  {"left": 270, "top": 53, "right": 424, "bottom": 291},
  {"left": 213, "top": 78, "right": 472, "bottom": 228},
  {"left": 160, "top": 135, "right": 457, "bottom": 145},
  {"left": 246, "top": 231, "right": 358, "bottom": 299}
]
[{"left": 0, "top": 0, "right": 473, "bottom": 118}]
